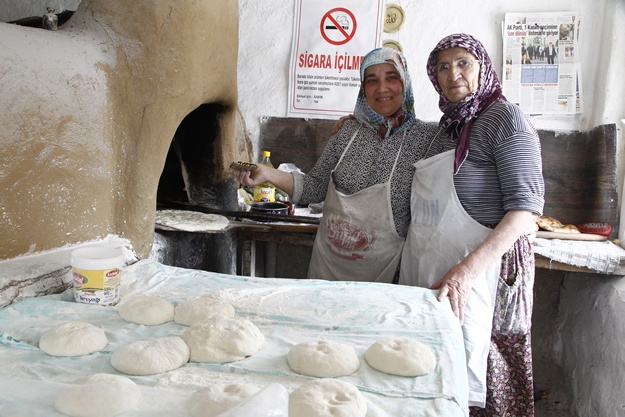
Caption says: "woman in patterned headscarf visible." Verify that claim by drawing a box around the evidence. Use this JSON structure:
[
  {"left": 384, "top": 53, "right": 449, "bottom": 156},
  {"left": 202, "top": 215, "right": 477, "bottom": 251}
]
[
  {"left": 399, "top": 34, "right": 545, "bottom": 416},
  {"left": 234, "top": 47, "right": 449, "bottom": 282}
]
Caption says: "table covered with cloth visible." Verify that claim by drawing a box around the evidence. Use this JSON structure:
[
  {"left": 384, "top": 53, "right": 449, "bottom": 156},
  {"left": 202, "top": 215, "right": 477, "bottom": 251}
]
[{"left": 0, "top": 259, "right": 469, "bottom": 417}]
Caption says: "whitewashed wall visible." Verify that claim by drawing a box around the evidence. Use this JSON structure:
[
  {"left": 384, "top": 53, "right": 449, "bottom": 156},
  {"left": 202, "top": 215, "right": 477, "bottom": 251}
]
[{"left": 237, "top": 0, "right": 624, "bottom": 142}]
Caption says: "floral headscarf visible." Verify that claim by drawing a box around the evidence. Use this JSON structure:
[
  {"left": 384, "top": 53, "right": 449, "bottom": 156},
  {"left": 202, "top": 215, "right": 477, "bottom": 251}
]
[
  {"left": 354, "top": 47, "right": 416, "bottom": 139},
  {"left": 426, "top": 33, "right": 505, "bottom": 172}
]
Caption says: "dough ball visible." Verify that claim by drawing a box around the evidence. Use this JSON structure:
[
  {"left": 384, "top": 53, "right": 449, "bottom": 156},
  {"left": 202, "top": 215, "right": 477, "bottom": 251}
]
[
  {"left": 119, "top": 295, "right": 175, "bottom": 325},
  {"left": 39, "top": 321, "right": 108, "bottom": 357},
  {"left": 289, "top": 378, "right": 367, "bottom": 417},
  {"left": 364, "top": 338, "right": 436, "bottom": 376},
  {"left": 181, "top": 315, "right": 264, "bottom": 363},
  {"left": 288, "top": 340, "right": 360, "bottom": 377},
  {"left": 55, "top": 373, "right": 140, "bottom": 417},
  {"left": 187, "top": 384, "right": 260, "bottom": 417},
  {"left": 174, "top": 297, "right": 235, "bottom": 326},
  {"left": 111, "top": 336, "right": 190, "bottom": 375}
]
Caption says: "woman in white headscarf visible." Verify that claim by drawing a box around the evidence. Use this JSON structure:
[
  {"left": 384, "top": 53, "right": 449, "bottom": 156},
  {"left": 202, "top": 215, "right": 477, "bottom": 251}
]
[{"left": 234, "top": 47, "right": 449, "bottom": 282}]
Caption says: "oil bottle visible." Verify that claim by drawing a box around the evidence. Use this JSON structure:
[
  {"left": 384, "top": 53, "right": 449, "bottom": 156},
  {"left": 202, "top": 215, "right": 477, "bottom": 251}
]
[{"left": 253, "top": 150, "right": 276, "bottom": 202}]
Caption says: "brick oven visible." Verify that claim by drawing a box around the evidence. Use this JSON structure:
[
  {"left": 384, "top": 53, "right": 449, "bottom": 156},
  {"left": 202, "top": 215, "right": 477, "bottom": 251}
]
[{"left": 0, "top": 0, "right": 244, "bottom": 277}]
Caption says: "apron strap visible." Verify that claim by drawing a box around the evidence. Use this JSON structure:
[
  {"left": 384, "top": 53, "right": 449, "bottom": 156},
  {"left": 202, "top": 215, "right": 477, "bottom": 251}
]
[{"left": 336, "top": 127, "right": 406, "bottom": 184}]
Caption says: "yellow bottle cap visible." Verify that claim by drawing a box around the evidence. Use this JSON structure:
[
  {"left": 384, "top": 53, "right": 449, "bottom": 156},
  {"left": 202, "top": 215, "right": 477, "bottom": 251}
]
[{"left": 263, "top": 151, "right": 271, "bottom": 157}]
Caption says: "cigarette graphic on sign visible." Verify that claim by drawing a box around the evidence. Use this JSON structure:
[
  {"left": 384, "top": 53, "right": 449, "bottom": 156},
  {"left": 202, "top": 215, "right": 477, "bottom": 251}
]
[
  {"left": 325, "top": 16, "right": 349, "bottom": 30},
  {"left": 320, "top": 8, "right": 357, "bottom": 46}
]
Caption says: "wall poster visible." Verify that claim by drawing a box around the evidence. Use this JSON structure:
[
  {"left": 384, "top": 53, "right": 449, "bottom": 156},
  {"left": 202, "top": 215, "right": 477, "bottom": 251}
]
[{"left": 288, "top": 0, "right": 383, "bottom": 119}]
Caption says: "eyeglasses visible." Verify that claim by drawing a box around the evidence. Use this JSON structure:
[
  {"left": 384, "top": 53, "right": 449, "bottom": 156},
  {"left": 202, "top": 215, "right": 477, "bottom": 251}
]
[{"left": 433, "top": 59, "right": 480, "bottom": 75}]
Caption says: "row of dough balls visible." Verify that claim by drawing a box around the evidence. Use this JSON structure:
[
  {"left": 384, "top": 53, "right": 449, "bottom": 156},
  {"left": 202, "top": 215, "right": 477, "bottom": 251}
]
[
  {"left": 40, "top": 295, "right": 436, "bottom": 417},
  {"left": 289, "top": 338, "right": 437, "bottom": 378},
  {"left": 39, "top": 295, "right": 437, "bottom": 378},
  {"left": 120, "top": 294, "right": 438, "bottom": 379},
  {"left": 39, "top": 296, "right": 266, "bottom": 374},
  {"left": 55, "top": 374, "right": 365, "bottom": 417}
]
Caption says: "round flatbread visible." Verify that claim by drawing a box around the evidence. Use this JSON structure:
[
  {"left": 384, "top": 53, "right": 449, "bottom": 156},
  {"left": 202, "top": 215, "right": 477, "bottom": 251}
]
[
  {"left": 289, "top": 379, "right": 366, "bottom": 417},
  {"left": 155, "top": 210, "right": 229, "bottom": 232},
  {"left": 536, "top": 215, "right": 580, "bottom": 233},
  {"left": 174, "top": 297, "right": 236, "bottom": 326},
  {"left": 365, "top": 338, "right": 436, "bottom": 377},
  {"left": 39, "top": 322, "right": 108, "bottom": 357},
  {"left": 111, "top": 336, "right": 190, "bottom": 376},
  {"left": 287, "top": 340, "right": 360, "bottom": 377},
  {"left": 187, "top": 384, "right": 260, "bottom": 417},
  {"left": 119, "top": 295, "right": 175, "bottom": 325},
  {"left": 181, "top": 315, "right": 264, "bottom": 363},
  {"left": 55, "top": 374, "right": 140, "bottom": 417}
]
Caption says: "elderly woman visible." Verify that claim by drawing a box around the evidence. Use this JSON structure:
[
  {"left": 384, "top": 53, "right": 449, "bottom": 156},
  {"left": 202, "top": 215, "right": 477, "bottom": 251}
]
[
  {"left": 234, "top": 48, "right": 449, "bottom": 282},
  {"left": 399, "top": 34, "right": 545, "bottom": 416}
]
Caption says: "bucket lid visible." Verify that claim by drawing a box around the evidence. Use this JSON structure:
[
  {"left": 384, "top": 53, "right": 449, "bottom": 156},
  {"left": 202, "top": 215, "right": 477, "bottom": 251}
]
[{"left": 71, "top": 247, "right": 125, "bottom": 270}]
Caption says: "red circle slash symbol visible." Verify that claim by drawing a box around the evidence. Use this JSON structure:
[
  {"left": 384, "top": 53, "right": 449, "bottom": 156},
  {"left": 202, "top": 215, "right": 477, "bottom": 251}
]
[{"left": 320, "top": 8, "right": 357, "bottom": 46}]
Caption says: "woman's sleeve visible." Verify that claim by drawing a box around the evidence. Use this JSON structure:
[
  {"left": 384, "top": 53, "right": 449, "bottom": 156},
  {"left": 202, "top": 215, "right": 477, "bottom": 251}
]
[{"left": 495, "top": 116, "right": 545, "bottom": 216}]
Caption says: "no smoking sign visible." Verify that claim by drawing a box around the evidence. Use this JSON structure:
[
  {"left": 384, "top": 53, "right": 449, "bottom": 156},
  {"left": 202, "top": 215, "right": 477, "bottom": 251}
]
[{"left": 320, "top": 8, "right": 357, "bottom": 45}]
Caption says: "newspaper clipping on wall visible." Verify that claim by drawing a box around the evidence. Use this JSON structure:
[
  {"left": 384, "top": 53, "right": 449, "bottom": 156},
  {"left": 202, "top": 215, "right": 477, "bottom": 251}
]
[{"left": 502, "top": 12, "right": 582, "bottom": 115}]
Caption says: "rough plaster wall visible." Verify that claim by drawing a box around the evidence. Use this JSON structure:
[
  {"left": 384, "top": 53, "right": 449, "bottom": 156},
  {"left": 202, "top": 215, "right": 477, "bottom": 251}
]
[
  {"left": 0, "top": 0, "right": 239, "bottom": 260},
  {"left": 0, "top": 21, "right": 115, "bottom": 258},
  {"left": 558, "top": 274, "right": 625, "bottom": 417}
]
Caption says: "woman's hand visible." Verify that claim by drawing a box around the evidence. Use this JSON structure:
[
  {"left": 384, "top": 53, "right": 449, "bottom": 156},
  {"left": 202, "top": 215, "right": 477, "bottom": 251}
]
[
  {"left": 233, "top": 164, "right": 270, "bottom": 187},
  {"left": 430, "top": 263, "right": 478, "bottom": 324},
  {"left": 331, "top": 114, "right": 355, "bottom": 135},
  {"left": 430, "top": 210, "right": 537, "bottom": 323},
  {"left": 232, "top": 164, "right": 296, "bottom": 197}
]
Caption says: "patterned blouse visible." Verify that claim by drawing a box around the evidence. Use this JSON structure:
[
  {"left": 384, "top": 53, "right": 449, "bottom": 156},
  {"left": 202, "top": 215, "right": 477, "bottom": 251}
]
[{"left": 291, "top": 118, "right": 454, "bottom": 237}]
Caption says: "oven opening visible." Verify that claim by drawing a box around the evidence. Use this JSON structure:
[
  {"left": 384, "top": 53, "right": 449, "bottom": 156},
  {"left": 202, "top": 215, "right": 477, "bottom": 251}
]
[{"left": 157, "top": 102, "right": 236, "bottom": 210}]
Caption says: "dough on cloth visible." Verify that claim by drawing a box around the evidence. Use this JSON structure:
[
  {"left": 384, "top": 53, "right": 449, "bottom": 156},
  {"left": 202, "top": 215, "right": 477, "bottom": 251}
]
[
  {"left": 181, "top": 315, "right": 264, "bottom": 363},
  {"left": 55, "top": 373, "right": 140, "bottom": 417},
  {"left": 289, "top": 378, "right": 367, "bottom": 417},
  {"left": 39, "top": 321, "right": 107, "bottom": 357},
  {"left": 118, "top": 295, "right": 175, "bottom": 325},
  {"left": 364, "top": 338, "right": 436, "bottom": 376},
  {"left": 287, "top": 340, "right": 360, "bottom": 377},
  {"left": 187, "top": 384, "right": 260, "bottom": 417},
  {"left": 174, "top": 296, "right": 236, "bottom": 326},
  {"left": 111, "top": 336, "right": 190, "bottom": 375},
  {"left": 155, "top": 210, "right": 229, "bottom": 232}
]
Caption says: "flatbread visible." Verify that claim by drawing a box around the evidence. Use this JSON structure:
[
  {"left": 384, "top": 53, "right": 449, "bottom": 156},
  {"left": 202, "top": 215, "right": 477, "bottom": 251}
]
[
  {"left": 536, "top": 215, "right": 580, "bottom": 233},
  {"left": 155, "top": 210, "right": 229, "bottom": 232}
]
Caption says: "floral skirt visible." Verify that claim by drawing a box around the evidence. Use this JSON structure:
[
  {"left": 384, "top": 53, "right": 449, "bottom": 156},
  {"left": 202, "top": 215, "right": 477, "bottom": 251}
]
[{"left": 470, "top": 235, "right": 535, "bottom": 417}]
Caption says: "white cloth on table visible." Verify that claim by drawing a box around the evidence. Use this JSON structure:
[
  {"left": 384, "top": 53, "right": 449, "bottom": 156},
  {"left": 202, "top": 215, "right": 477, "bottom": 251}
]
[
  {"left": 533, "top": 238, "right": 625, "bottom": 274},
  {"left": 0, "top": 259, "right": 469, "bottom": 417}
]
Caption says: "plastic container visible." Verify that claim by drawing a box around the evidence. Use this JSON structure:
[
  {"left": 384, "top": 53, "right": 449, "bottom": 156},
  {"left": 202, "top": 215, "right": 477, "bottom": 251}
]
[{"left": 70, "top": 247, "right": 125, "bottom": 306}]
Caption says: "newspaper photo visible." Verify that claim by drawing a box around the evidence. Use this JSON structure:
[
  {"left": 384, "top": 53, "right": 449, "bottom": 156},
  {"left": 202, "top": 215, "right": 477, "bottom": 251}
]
[{"left": 502, "top": 12, "right": 582, "bottom": 115}]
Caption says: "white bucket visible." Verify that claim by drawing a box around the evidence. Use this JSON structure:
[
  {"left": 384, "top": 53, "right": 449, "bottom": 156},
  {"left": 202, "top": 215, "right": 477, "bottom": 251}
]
[{"left": 70, "top": 247, "right": 125, "bottom": 306}]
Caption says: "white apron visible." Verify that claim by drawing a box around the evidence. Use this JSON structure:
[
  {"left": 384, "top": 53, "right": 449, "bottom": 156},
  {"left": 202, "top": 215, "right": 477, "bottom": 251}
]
[
  {"left": 307, "top": 129, "right": 406, "bottom": 283},
  {"left": 399, "top": 149, "right": 499, "bottom": 408}
]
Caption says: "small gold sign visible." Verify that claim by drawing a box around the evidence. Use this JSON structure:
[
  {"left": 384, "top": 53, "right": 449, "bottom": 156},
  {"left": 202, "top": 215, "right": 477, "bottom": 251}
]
[
  {"left": 382, "top": 39, "right": 403, "bottom": 52},
  {"left": 383, "top": 4, "right": 405, "bottom": 33}
]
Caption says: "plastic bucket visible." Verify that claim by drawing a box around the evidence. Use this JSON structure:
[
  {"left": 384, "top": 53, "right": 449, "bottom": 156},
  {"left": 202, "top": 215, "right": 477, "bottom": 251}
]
[{"left": 70, "top": 247, "right": 125, "bottom": 306}]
